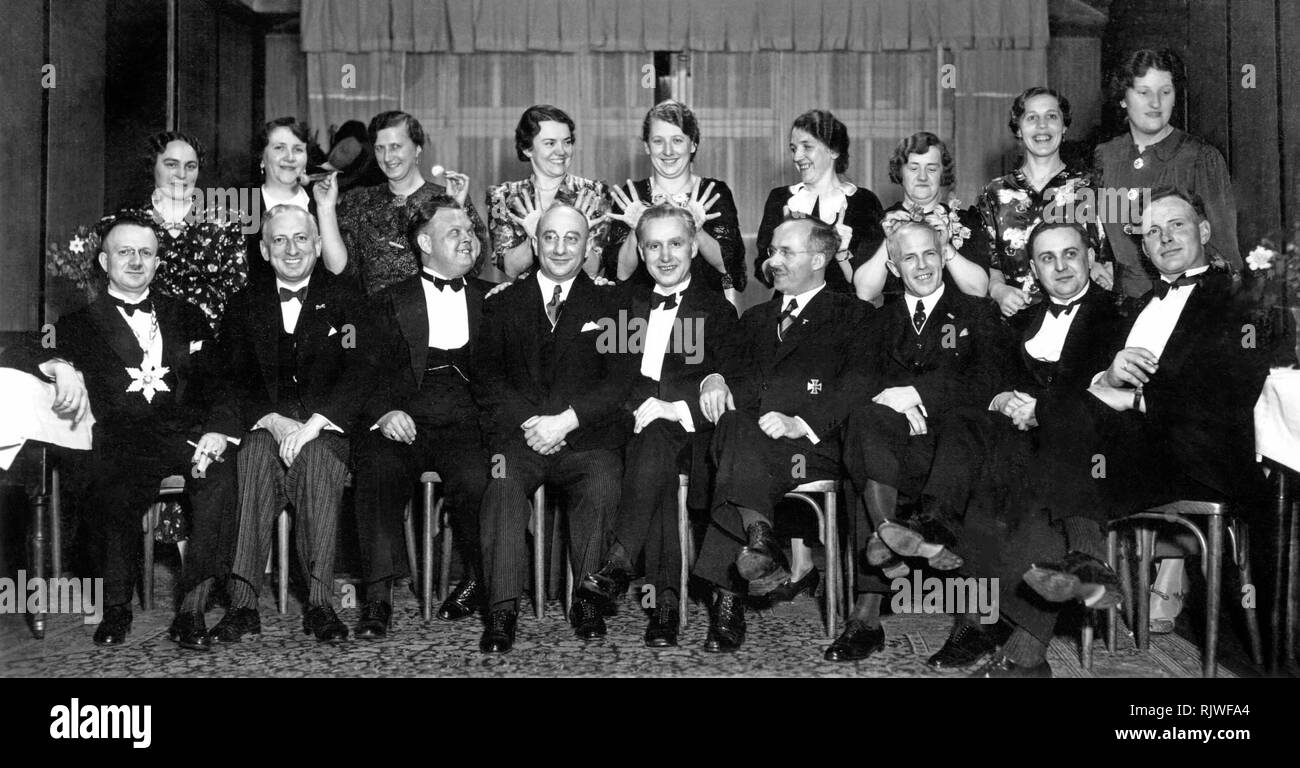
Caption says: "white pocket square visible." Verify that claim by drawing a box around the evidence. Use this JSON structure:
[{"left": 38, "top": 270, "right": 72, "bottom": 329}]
[
  {"left": 959, "top": 327, "right": 969, "bottom": 337},
  {"left": 189, "top": 340, "right": 203, "bottom": 353},
  {"left": 328, "top": 326, "right": 339, "bottom": 336},
  {"left": 581, "top": 321, "right": 601, "bottom": 332}
]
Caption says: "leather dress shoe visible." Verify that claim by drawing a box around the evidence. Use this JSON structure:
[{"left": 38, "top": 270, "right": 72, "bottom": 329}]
[
  {"left": 437, "top": 578, "right": 483, "bottom": 621},
  {"left": 736, "top": 521, "right": 791, "bottom": 596},
  {"left": 167, "top": 611, "right": 211, "bottom": 651},
  {"left": 480, "top": 609, "right": 518, "bottom": 653},
  {"left": 644, "top": 602, "right": 680, "bottom": 647},
  {"left": 970, "top": 653, "right": 1053, "bottom": 678},
  {"left": 926, "top": 623, "right": 999, "bottom": 669},
  {"left": 355, "top": 600, "right": 392, "bottom": 639},
  {"left": 1024, "top": 551, "right": 1121, "bottom": 610},
  {"left": 703, "top": 590, "right": 746, "bottom": 653},
  {"left": 303, "top": 603, "right": 349, "bottom": 642},
  {"left": 878, "top": 521, "right": 964, "bottom": 570},
  {"left": 866, "top": 533, "right": 910, "bottom": 579},
  {"left": 824, "top": 620, "right": 886, "bottom": 662},
  {"left": 578, "top": 561, "right": 633, "bottom": 606},
  {"left": 93, "top": 604, "right": 132, "bottom": 647},
  {"left": 570, "top": 598, "right": 608, "bottom": 640},
  {"left": 208, "top": 607, "right": 261, "bottom": 643},
  {"left": 759, "top": 568, "right": 820, "bottom": 606}
]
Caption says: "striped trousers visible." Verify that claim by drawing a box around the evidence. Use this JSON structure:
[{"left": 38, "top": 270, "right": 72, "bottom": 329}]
[{"left": 228, "top": 429, "right": 350, "bottom": 608}]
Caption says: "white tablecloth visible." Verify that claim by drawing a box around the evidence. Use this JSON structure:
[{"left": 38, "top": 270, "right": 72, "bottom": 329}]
[
  {"left": 0, "top": 368, "right": 95, "bottom": 470},
  {"left": 1255, "top": 367, "right": 1300, "bottom": 473}
]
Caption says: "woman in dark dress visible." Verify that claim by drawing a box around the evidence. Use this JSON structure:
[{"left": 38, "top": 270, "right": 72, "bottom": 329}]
[
  {"left": 330, "top": 110, "right": 488, "bottom": 295},
  {"left": 853, "top": 132, "right": 990, "bottom": 303},
  {"left": 602, "top": 100, "right": 745, "bottom": 294},
  {"left": 754, "top": 109, "right": 884, "bottom": 294},
  {"left": 975, "top": 87, "right": 1107, "bottom": 318}
]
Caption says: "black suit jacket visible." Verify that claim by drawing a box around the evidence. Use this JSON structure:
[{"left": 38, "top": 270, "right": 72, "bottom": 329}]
[
  {"left": 206, "top": 266, "right": 368, "bottom": 436},
  {"left": 357, "top": 273, "right": 493, "bottom": 428},
  {"left": 472, "top": 271, "right": 636, "bottom": 452},
  {"left": 727, "top": 286, "right": 874, "bottom": 456},
  {"left": 15, "top": 293, "right": 217, "bottom": 447},
  {"left": 867, "top": 288, "right": 1006, "bottom": 417},
  {"left": 1113, "top": 270, "right": 1270, "bottom": 502},
  {"left": 1004, "top": 282, "right": 1122, "bottom": 402},
  {"left": 620, "top": 279, "right": 742, "bottom": 426}
]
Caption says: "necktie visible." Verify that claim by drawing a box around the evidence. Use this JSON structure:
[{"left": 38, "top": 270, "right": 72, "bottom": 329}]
[
  {"left": 421, "top": 273, "right": 465, "bottom": 292},
  {"left": 650, "top": 292, "right": 678, "bottom": 310},
  {"left": 279, "top": 286, "right": 307, "bottom": 303},
  {"left": 112, "top": 296, "right": 153, "bottom": 317},
  {"left": 1152, "top": 272, "right": 1201, "bottom": 300},
  {"left": 777, "top": 298, "right": 799, "bottom": 341},
  {"left": 912, "top": 300, "right": 927, "bottom": 332},
  {"left": 545, "top": 284, "right": 564, "bottom": 328},
  {"left": 1046, "top": 298, "right": 1083, "bottom": 317}
]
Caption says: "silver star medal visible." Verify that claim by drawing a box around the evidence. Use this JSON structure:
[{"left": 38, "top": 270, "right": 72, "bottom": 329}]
[{"left": 126, "top": 360, "right": 171, "bottom": 403}]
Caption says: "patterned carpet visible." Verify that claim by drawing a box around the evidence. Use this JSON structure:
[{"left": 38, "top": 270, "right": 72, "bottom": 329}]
[{"left": 0, "top": 575, "right": 1225, "bottom": 678}]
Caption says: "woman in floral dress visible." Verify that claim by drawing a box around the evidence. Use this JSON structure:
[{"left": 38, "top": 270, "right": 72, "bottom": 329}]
[{"left": 976, "top": 87, "right": 1107, "bottom": 318}]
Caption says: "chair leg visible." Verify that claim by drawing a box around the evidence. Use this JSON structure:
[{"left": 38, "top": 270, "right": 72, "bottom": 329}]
[
  {"left": 532, "top": 487, "right": 545, "bottom": 620},
  {"left": 1204, "top": 514, "right": 1224, "bottom": 678},
  {"left": 277, "top": 510, "right": 290, "bottom": 614},
  {"left": 1106, "top": 528, "right": 1119, "bottom": 652},
  {"left": 1136, "top": 526, "right": 1154, "bottom": 651},
  {"left": 677, "top": 481, "right": 690, "bottom": 629},
  {"left": 403, "top": 504, "right": 419, "bottom": 598},
  {"left": 564, "top": 557, "right": 574, "bottom": 619},
  {"left": 142, "top": 504, "right": 160, "bottom": 611},
  {"left": 438, "top": 507, "right": 453, "bottom": 602},
  {"left": 823, "top": 491, "right": 838, "bottom": 640},
  {"left": 1234, "top": 522, "right": 1264, "bottom": 666},
  {"left": 423, "top": 484, "right": 437, "bottom": 618},
  {"left": 51, "top": 466, "right": 62, "bottom": 578},
  {"left": 1081, "top": 610, "right": 1095, "bottom": 671}
]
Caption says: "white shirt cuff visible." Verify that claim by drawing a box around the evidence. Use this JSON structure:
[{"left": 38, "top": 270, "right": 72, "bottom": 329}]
[
  {"left": 793, "top": 416, "right": 819, "bottom": 445},
  {"left": 672, "top": 400, "right": 695, "bottom": 433}
]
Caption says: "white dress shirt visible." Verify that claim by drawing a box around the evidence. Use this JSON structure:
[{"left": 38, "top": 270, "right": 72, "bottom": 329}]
[
  {"left": 537, "top": 272, "right": 577, "bottom": 326},
  {"left": 1024, "top": 283, "right": 1090, "bottom": 363},
  {"left": 276, "top": 277, "right": 310, "bottom": 334},
  {"left": 421, "top": 268, "right": 470, "bottom": 349},
  {"left": 1124, "top": 265, "right": 1209, "bottom": 359},
  {"left": 261, "top": 185, "right": 310, "bottom": 212},
  {"left": 107, "top": 287, "right": 163, "bottom": 364},
  {"left": 641, "top": 279, "right": 695, "bottom": 432},
  {"left": 903, "top": 283, "right": 945, "bottom": 335}
]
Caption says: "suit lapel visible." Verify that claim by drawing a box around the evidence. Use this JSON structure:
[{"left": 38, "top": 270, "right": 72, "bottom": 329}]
[
  {"left": 1156, "top": 277, "right": 1221, "bottom": 377},
  {"left": 251, "top": 281, "right": 282, "bottom": 404},
  {"left": 396, "top": 278, "right": 430, "bottom": 386},
  {"left": 773, "top": 288, "right": 826, "bottom": 365},
  {"left": 550, "top": 274, "right": 591, "bottom": 367},
  {"left": 88, "top": 297, "right": 146, "bottom": 368}
]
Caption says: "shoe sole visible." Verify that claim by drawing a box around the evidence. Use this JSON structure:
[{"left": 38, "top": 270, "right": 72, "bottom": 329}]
[
  {"left": 926, "top": 648, "right": 996, "bottom": 670},
  {"left": 1024, "top": 568, "right": 1122, "bottom": 611},
  {"left": 736, "top": 547, "right": 784, "bottom": 582},
  {"left": 880, "top": 524, "right": 963, "bottom": 570},
  {"left": 746, "top": 567, "right": 792, "bottom": 597}
]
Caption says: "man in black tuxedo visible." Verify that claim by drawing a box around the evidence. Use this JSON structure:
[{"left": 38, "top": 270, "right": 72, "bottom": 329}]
[
  {"left": 13, "top": 210, "right": 238, "bottom": 649},
  {"left": 691, "top": 216, "right": 873, "bottom": 653},
  {"left": 474, "top": 204, "right": 635, "bottom": 653},
  {"left": 978, "top": 187, "right": 1271, "bottom": 676},
  {"left": 938, "top": 221, "right": 1121, "bottom": 675},
  {"left": 575, "top": 204, "right": 741, "bottom": 647},
  {"left": 206, "top": 205, "right": 368, "bottom": 643},
  {"left": 832, "top": 219, "right": 1004, "bottom": 662},
  {"left": 350, "top": 196, "right": 492, "bottom": 637}
]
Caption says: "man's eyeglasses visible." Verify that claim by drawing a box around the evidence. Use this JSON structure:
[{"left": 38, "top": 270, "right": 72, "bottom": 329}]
[{"left": 766, "top": 246, "right": 817, "bottom": 259}]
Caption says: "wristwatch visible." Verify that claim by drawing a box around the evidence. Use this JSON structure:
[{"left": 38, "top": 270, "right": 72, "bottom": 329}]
[{"left": 834, "top": 250, "right": 852, "bottom": 263}]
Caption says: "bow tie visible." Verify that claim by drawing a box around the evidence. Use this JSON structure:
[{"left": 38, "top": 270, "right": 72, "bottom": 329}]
[
  {"left": 650, "top": 292, "right": 679, "bottom": 310},
  {"left": 422, "top": 272, "right": 465, "bottom": 292},
  {"left": 112, "top": 296, "right": 153, "bottom": 317},
  {"left": 278, "top": 286, "right": 307, "bottom": 303},
  {"left": 1152, "top": 273, "right": 1202, "bottom": 300},
  {"left": 1046, "top": 298, "right": 1083, "bottom": 318}
]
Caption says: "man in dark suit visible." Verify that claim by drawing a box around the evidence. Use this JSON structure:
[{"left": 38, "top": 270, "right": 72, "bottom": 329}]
[
  {"left": 938, "top": 221, "right": 1122, "bottom": 674},
  {"left": 474, "top": 204, "right": 635, "bottom": 653},
  {"left": 206, "top": 205, "right": 368, "bottom": 643},
  {"left": 833, "top": 219, "right": 1004, "bottom": 662},
  {"left": 350, "top": 196, "right": 492, "bottom": 637},
  {"left": 13, "top": 210, "right": 238, "bottom": 650},
  {"left": 976, "top": 187, "right": 1270, "bottom": 676},
  {"left": 691, "top": 216, "right": 873, "bottom": 653},
  {"left": 575, "top": 204, "right": 741, "bottom": 647}
]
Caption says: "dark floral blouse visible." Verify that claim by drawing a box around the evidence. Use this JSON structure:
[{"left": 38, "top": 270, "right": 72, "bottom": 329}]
[
  {"left": 143, "top": 202, "right": 248, "bottom": 333},
  {"left": 336, "top": 181, "right": 489, "bottom": 296},
  {"left": 486, "top": 174, "right": 611, "bottom": 275},
  {"left": 975, "top": 164, "right": 1104, "bottom": 295},
  {"left": 600, "top": 176, "right": 746, "bottom": 293}
]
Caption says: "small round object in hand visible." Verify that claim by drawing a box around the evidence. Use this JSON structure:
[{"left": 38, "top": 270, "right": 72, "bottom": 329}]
[{"left": 430, "top": 164, "right": 446, "bottom": 178}]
